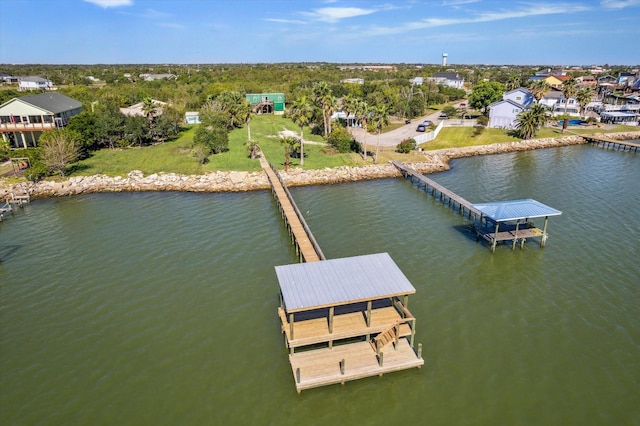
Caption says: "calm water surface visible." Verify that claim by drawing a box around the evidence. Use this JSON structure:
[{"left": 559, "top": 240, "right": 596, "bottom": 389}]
[{"left": 1, "top": 145, "right": 639, "bottom": 425}]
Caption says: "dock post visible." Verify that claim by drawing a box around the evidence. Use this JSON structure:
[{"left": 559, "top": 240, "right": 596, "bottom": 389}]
[
  {"left": 340, "top": 359, "right": 345, "bottom": 375},
  {"left": 541, "top": 216, "right": 549, "bottom": 247},
  {"left": 418, "top": 343, "right": 422, "bottom": 358},
  {"left": 378, "top": 352, "right": 384, "bottom": 368},
  {"left": 491, "top": 222, "right": 500, "bottom": 253},
  {"left": 512, "top": 220, "right": 520, "bottom": 250},
  {"left": 296, "top": 368, "right": 301, "bottom": 383}
]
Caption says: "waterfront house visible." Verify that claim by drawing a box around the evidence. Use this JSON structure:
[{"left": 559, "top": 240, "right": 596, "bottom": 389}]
[
  {"left": 119, "top": 99, "right": 166, "bottom": 117},
  {"left": 0, "top": 92, "right": 82, "bottom": 148},
  {"left": 488, "top": 99, "right": 526, "bottom": 129}
]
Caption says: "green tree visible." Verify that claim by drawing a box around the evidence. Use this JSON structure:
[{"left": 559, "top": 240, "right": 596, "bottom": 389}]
[
  {"left": 312, "top": 81, "right": 334, "bottom": 138},
  {"left": 327, "top": 125, "right": 353, "bottom": 153},
  {"left": 529, "top": 80, "right": 550, "bottom": 102},
  {"left": 280, "top": 135, "right": 300, "bottom": 171},
  {"left": 505, "top": 74, "right": 521, "bottom": 91},
  {"left": 469, "top": 81, "right": 505, "bottom": 115},
  {"left": 561, "top": 77, "right": 578, "bottom": 133},
  {"left": 288, "top": 96, "right": 314, "bottom": 166},
  {"left": 576, "top": 87, "right": 593, "bottom": 117},
  {"left": 38, "top": 128, "right": 81, "bottom": 176},
  {"left": 370, "top": 105, "right": 389, "bottom": 164},
  {"left": 515, "top": 104, "right": 549, "bottom": 140},
  {"left": 355, "top": 99, "right": 370, "bottom": 160},
  {"left": 141, "top": 97, "right": 158, "bottom": 138}
]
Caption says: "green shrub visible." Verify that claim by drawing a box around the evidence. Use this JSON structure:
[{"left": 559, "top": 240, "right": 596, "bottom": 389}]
[
  {"left": 327, "top": 125, "right": 353, "bottom": 153},
  {"left": 396, "top": 138, "right": 416, "bottom": 153},
  {"left": 476, "top": 115, "right": 489, "bottom": 126},
  {"left": 473, "top": 126, "right": 485, "bottom": 137}
]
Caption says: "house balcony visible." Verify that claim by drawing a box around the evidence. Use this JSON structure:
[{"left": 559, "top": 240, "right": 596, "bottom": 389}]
[{"left": 0, "top": 122, "right": 56, "bottom": 132}]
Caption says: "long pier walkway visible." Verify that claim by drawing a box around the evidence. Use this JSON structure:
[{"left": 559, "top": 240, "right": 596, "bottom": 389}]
[
  {"left": 259, "top": 154, "right": 324, "bottom": 263},
  {"left": 392, "top": 161, "right": 560, "bottom": 252},
  {"left": 391, "top": 161, "right": 482, "bottom": 221},
  {"left": 574, "top": 133, "right": 639, "bottom": 152}
]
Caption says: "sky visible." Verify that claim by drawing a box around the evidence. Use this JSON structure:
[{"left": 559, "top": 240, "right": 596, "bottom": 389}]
[{"left": 1, "top": 0, "right": 639, "bottom": 65}]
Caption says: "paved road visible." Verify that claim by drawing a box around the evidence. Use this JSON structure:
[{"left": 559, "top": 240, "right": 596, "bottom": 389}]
[{"left": 351, "top": 102, "right": 466, "bottom": 147}]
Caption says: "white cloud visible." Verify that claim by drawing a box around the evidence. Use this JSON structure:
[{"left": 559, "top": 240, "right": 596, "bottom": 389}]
[
  {"left": 357, "top": 3, "right": 592, "bottom": 36},
  {"left": 265, "top": 18, "right": 307, "bottom": 25},
  {"left": 600, "top": 0, "right": 640, "bottom": 8},
  {"left": 83, "top": 0, "right": 133, "bottom": 8},
  {"left": 301, "top": 7, "right": 377, "bottom": 23}
]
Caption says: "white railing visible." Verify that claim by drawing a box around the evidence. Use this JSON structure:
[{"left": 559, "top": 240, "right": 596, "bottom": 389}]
[{"left": 0, "top": 122, "right": 56, "bottom": 131}]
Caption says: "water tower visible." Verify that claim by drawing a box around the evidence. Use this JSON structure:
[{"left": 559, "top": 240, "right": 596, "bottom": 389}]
[{"left": 442, "top": 53, "right": 448, "bottom": 66}]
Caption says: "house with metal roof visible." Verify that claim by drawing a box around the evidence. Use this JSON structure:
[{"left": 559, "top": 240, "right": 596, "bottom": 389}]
[
  {"left": 17, "top": 76, "right": 53, "bottom": 91},
  {"left": 275, "top": 252, "right": 424, "bottom": 392},
  {"left": 0, "top": 92, "right": 82, "bottom": 148}
]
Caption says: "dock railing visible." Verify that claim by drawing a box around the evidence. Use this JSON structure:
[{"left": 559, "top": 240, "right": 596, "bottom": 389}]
[{"left": 269, "top": 162, "right": 326, "bottom": 261}]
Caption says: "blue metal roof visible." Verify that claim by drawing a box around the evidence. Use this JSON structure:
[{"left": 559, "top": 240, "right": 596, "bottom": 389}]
[
  {"left": 275, "top": 253, "right": 416, "bottom": 313},
  {"left": 471, "top": 199, "right": 562, "bottom": 222}
]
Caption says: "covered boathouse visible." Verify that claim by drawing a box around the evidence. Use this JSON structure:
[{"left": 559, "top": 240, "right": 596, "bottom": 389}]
[
  {"left": 275, "top": 252, "right": 424, "bottom": 393},
  {"left": 471, "top": 199, "right": 562, "bottom": 252}
]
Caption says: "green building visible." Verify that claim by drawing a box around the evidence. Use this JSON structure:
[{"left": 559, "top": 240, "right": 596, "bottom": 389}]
[{"left": 246, "top": 93, "right": 285, "bottom": 114}]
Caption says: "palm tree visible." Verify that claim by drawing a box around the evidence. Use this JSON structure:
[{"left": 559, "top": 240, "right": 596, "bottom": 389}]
[
  {"left": 288, "top": 96, "right": 313, "bottom": 166},
  {"left": 341, "top": 95, "right": 358, "bottom": 128},
  {"left": 355, "top": 99, "right": 370, "bottom": 160},
  {"left": 141, "top": 97, "right": 157, "bottom": 138},
  {"left": 312, "top": 81, "right": 333, "bottom": 139},
  {"left": 561, "top": 77, "right": 578, "bottom": 133},
  {"left": 515, "top": 104, "right": 549, "bottom": 140},
  {"left": 529, "top": 80, "right": 550, "bottom": 103},
  {"left": 370, "top": 105, "right": 389, "bottom": 164},
  {"left": 279, "top": 135, "right": 300, "bottom": 171},
  {"left": 506, "top": 74, "right": 521, "bottom": 91},
  {"left": 576, "top": 87, "right": 593, "bottom": 118},
  {"left": 244, "top": 140, "right": 260, "bottom": 159}
]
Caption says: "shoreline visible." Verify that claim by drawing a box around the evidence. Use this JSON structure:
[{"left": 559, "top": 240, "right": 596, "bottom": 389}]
[{"left": 2, "top": 132, "right": 638, "bottom": 199}]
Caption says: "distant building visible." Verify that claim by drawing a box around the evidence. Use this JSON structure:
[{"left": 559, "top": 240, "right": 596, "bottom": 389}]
[
  {"left": 341, "top": 78, "right": 364, "bottom": 84},
  {"left": 185, "top": 111, "right": 201, "bottom": 124},
  {"left": 139, "top": 73, "right": 177, "bottom": 81},
  {"left": 18, "top": 76, "right": 53, "bottom": 91},
  {"left": 119, "top": 99, "right": 166, "bottom": 117},
  {"left": 427, "top": 72, "right": 464, "bottom": 89},
  {"left": 411, "top": 77, "right": 424, "bottom": 86},
  {"left": 0, "top": 92, "right": 82, "bottom": 148},
  {"left": 246, "top": 93, "right": 285, "bottom": 114}
]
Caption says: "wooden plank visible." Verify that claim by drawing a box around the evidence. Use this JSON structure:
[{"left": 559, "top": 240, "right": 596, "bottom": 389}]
[{"left": 289, "top": 339, "right": 424, "bottom": 391}]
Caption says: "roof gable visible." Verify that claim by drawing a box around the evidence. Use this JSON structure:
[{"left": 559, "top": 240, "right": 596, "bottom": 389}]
[
  {"left": 18, "top": 92, "right": 82, "bottom": 114},
  {"left": 489, "top": 99, "right": 526, "bottom": 109}
]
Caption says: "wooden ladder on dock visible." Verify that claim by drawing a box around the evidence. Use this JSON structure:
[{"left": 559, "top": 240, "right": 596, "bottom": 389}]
[{"left": 371, "top": 322, "right": 399, "bottom": 353}]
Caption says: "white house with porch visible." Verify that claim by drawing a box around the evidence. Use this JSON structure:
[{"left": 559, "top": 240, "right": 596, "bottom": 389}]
[
  {"left": 18, "top": 76, "right": 53, "bottom": 91},
  {"left": 0, "top": 92, "right": 82, "bottom": 148}
]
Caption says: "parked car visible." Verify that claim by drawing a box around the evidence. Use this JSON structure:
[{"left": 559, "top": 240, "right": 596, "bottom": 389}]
[
  {"left": 439, "top": 113, "right": 448, "bottom": 119},
  {"left": 405, "top": 119, "right": 412, "bottom": 124},
  {"left": 416, "top": 124, "right": 426, "bottom": 132},
  {"left": 423, "top": 119, "right": 432, "bottom": 125}
]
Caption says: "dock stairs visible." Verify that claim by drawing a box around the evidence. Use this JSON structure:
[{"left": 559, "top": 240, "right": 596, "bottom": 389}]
[{"left": 371, "top": 322, "right": 400, "bottom": 353}]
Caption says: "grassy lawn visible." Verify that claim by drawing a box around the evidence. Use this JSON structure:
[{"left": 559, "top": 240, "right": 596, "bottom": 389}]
[
  {"left": 74, "top": 115, "right": 366, "bottom": 177},
  {"left": 18, "top": 117, "right": 639, "bottom": 178},
  {"left": 421, "top": 124, "right": 638, "bottom": 151}
]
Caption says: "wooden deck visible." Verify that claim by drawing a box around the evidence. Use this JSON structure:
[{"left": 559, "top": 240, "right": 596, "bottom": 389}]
[
  {"left": 259, "top": 154, "right": 322, "bottom": 263},
  {"left": 279, "top": 305, "right": 414, "bottom": 348},
  {"left": 289, "top": 339, "right": 423, "bottom": 392}
]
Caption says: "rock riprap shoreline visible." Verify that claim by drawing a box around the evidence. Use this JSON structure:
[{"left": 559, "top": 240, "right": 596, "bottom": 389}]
[{"left": 1, "top": 132, "right": 638, "bottom": 199}]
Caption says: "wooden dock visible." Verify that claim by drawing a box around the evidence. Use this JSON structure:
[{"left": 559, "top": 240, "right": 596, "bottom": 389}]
[
  {"left": 392, "top": 161, "right": 482, "bottom": 221},
  {"left": 259, "top": 154, "right": 324, "bottom": 263},
  {"left": 275, "top": 253, "right": 423, "bottom": 393},
  {"left": 392, "top": 161, "right": 560, "bottom": 252},
  {"left": 580, "top": 135, "right": 639, "bottom": 152}
]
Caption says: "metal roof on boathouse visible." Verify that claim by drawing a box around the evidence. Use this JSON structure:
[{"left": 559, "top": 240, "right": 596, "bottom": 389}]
[
  {"left": 471, "top": 199, "right": 562, "bottom": 222},
  {"left": 275, "top": 253, "right": 416, "bottom": 313}
]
